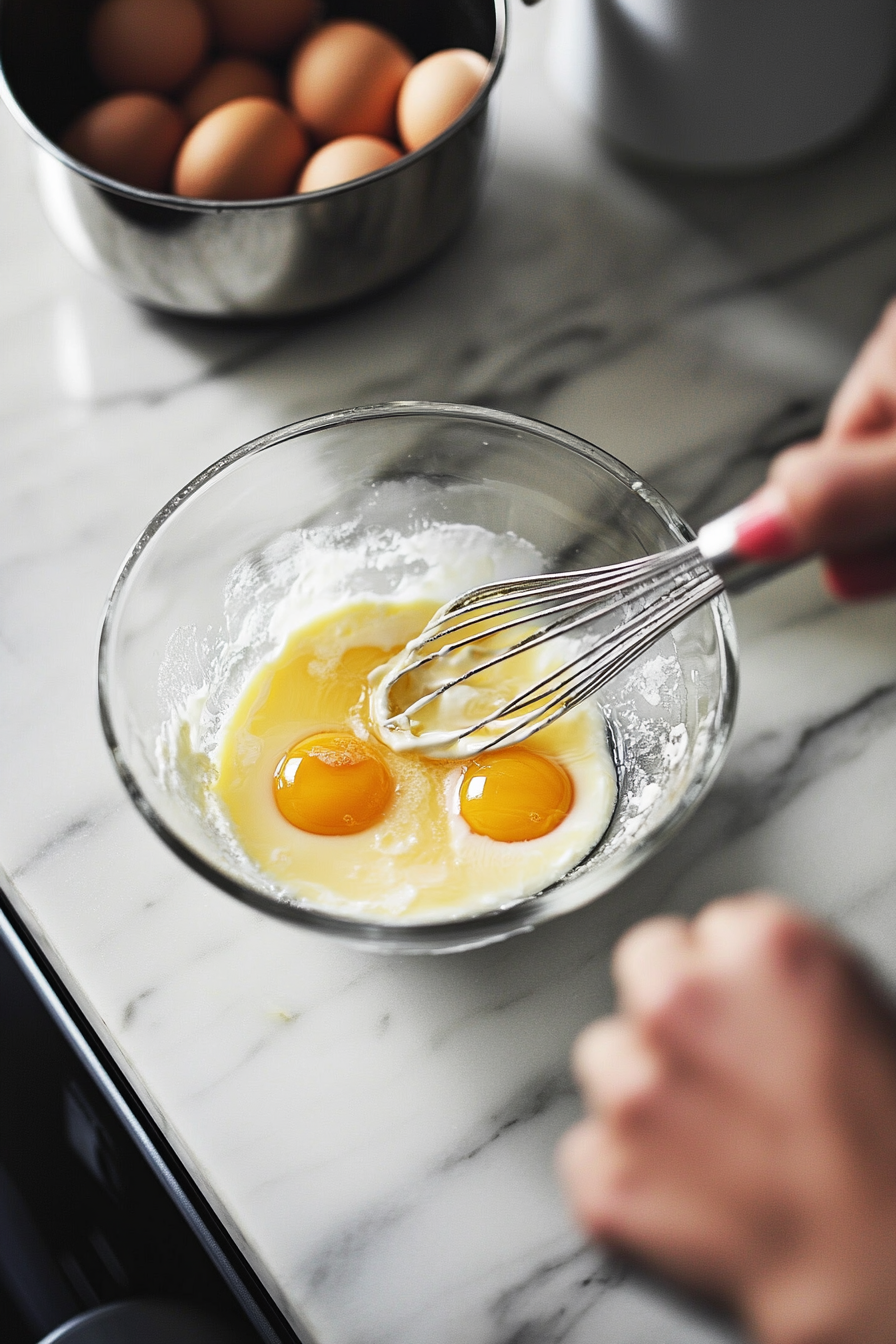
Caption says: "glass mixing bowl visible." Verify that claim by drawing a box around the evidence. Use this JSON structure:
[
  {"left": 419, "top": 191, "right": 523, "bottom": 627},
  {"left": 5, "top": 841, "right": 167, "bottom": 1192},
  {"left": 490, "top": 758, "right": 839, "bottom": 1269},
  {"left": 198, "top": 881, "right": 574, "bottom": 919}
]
[{"left": 98, "top": 403, "right": 737, "bottom": 953}]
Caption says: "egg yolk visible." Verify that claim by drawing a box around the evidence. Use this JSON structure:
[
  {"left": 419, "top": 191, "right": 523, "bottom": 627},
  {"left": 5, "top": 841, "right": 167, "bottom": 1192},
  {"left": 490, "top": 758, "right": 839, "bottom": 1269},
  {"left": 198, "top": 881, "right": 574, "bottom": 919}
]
[
  {"left": 273, "top": 732, "right": 393, "bottom": 835},
  {"left": 459, "top": 747, "right": 573, "bottom": 843}
]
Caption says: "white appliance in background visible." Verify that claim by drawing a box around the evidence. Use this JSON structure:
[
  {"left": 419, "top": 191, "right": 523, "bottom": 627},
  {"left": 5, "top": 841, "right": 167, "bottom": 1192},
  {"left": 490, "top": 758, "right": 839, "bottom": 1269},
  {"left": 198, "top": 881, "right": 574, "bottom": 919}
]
[{"left": 547, "top": 0, "right": 896, "bottom": 169}]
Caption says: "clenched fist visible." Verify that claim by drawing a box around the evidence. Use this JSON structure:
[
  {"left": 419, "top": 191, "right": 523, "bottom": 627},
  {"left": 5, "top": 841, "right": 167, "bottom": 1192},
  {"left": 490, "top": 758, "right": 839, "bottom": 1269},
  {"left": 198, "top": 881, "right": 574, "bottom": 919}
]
[{"left": 557, "top": 896, "right": 896, "bottom": 1344}]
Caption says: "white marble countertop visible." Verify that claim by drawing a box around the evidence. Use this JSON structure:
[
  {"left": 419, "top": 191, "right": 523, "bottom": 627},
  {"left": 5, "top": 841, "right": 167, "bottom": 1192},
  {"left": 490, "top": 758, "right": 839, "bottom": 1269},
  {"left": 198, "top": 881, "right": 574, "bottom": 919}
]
[{"left": 3, "top": 5, "right": 896, "bottom": 1342}]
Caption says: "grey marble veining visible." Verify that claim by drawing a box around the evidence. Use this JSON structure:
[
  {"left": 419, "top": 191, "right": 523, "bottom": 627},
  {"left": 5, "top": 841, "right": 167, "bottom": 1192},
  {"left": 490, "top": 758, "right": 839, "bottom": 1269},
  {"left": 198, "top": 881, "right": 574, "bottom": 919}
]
[{"left": 2, "top": 3, "right": 896, "bottom": 1342}]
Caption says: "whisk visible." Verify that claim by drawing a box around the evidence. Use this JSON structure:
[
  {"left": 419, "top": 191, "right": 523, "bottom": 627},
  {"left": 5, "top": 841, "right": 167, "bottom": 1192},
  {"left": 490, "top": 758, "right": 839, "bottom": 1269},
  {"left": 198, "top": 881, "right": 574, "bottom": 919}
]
[{"left": 371, "top": 505, "right": 782, "bottom": 758}]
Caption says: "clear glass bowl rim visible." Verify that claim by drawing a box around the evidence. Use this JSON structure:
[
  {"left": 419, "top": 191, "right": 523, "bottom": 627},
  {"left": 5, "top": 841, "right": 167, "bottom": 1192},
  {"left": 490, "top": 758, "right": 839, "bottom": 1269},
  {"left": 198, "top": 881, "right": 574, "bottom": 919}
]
[{"left": 97, "top": 401, "right": 738, "bottom": 952}]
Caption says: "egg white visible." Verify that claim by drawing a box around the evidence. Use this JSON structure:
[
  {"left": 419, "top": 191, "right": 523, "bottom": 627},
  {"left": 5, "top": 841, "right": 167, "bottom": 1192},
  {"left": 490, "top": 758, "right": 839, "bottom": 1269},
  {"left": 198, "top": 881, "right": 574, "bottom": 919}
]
[{"left": 206, "top": 523, "right": 618, "bottom": 923}]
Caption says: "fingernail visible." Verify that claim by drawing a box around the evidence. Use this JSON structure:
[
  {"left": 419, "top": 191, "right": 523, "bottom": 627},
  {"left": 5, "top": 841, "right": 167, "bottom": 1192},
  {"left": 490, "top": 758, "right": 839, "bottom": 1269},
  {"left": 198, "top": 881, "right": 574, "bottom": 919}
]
[{"left": 732, "top": 486, "right": 796, "bottom": 562}]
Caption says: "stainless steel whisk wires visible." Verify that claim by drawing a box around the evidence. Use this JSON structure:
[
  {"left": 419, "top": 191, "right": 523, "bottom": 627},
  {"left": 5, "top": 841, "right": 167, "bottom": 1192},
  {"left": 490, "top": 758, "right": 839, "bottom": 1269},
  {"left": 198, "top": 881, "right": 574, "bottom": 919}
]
[{"left": 373, "top": 513, "right": 748, "bottom": 757}]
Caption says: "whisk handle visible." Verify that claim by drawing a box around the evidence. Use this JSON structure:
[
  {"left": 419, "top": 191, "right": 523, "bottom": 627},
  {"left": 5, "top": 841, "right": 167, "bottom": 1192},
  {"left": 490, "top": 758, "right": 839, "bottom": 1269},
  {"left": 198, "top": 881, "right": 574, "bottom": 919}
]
[{"left": 697, "top": 507, "right": 800, "bottom": 596}]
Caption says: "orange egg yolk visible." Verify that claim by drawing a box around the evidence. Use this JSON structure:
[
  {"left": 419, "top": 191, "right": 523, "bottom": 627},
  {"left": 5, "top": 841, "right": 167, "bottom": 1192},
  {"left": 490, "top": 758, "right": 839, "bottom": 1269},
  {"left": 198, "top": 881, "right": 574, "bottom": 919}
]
[
  {"left": 458, "top": 747, "right": 573, "bottom": 843},
  {"left": 273, "top": 732, "right": 394, "bottom": 836}
]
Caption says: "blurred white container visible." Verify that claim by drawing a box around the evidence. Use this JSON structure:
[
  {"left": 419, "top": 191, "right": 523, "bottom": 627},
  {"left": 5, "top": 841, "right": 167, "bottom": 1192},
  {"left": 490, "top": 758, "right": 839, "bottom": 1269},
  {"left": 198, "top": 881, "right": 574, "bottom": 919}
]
[{"left": 547, "top": 0, "right": 896, "bottom": 169}]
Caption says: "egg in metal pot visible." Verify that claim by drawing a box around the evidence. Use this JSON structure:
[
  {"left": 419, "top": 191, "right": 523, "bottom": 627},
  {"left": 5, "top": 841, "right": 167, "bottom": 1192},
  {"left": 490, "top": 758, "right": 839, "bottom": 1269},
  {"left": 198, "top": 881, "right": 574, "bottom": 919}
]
[
  {"left": 63, "top": 93, "right": 186, "bottom": 191},
  {"left": 296, "top": 134, "right": 400, "bottom": 191},
  {"left": 173, "top": 96, "right": 309, "bottom": 199},
  {"left": 182, "top": 57, "right": 281, "bottom": 128},
  {"left": 89, "top": 0, "right": 210, "bottom": 94},
  {"left": 205, "top": 0, "right": 319, "bottom": 56},
  {"left": 289, "top": 20, "right": 413, "bottom": 142},
  {"left": 397, "top": 48, "right": 490, "bottom": 152}
]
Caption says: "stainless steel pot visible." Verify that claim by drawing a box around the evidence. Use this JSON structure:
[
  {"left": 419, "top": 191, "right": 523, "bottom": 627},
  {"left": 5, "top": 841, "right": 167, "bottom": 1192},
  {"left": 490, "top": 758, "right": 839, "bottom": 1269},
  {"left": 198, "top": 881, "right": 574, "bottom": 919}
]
[{"left": 0, "top": 0, "right": 505, "bottom": 316}]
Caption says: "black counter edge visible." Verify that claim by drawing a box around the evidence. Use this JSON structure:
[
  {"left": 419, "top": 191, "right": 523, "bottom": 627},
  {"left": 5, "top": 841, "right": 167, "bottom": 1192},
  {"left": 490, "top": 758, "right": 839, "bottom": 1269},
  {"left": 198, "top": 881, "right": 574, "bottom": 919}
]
[{"left": 0, "top": 878, "right": 306, "bottom": 1344}]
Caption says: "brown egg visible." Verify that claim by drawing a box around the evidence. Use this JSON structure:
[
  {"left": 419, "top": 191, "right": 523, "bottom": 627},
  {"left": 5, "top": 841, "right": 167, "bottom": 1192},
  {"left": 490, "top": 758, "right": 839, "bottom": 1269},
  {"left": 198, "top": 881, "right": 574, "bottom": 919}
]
[
  {"left": 289, "top": 21, "right": 413, "bottom": 143},
  {"left": 396, "top": 49, "right": 489, "bottom": 152},
  {"left": 173, "top": 96, "right": 309, "bottom": 200},
  {"left": 296, "top": 134, "right": 401, "bottom": 192},
  {"left": 62, "top": 93, "right": 186, "bottom": 192},
  {"left": 182, "top": 58, "right": 281, "bottom": 127},
  {"left": 205, "top": 0, "right": 318, "bottom": 56},
  {"left": 89, "top": 0, "right": 209, "bottom": 94}
]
